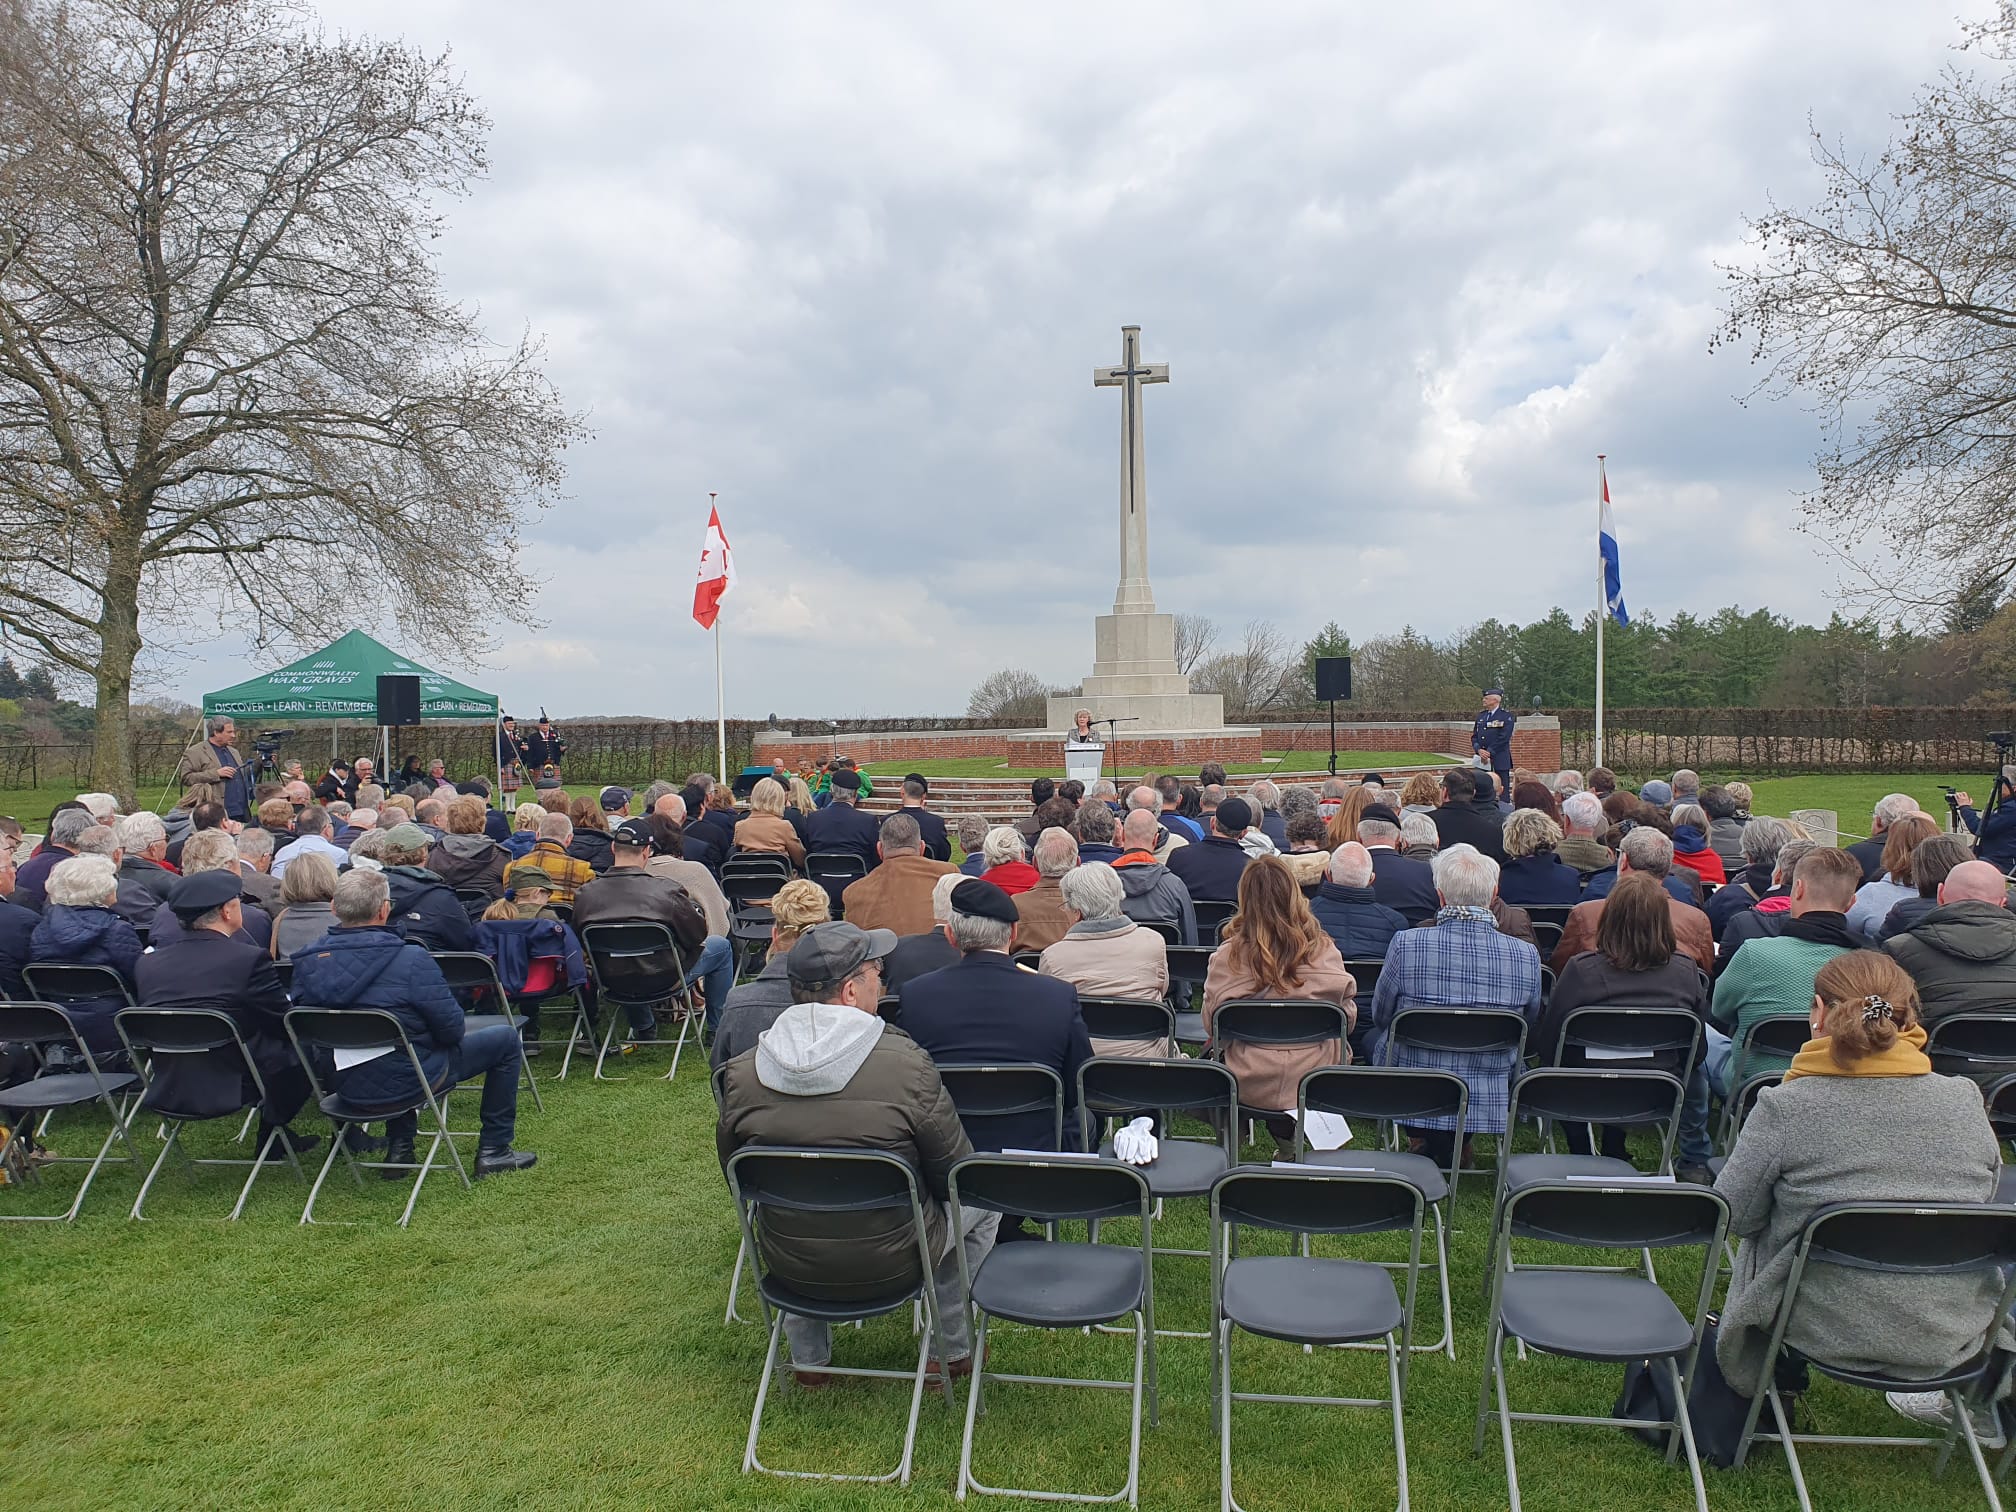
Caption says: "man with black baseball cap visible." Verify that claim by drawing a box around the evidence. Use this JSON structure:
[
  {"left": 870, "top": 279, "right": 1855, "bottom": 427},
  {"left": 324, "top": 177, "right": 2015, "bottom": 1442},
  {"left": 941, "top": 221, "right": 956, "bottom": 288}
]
[
  {"left": 897, "top": 878, "right": 1092, "bottom": 1158},
  {"left": 717, "top": 921, "right": 994, "bottom": 1386},
  {"left": 572, "top": 818, "right": 733, "bottom": 1039},
  {"left": 1166, "top": 794, "right": 1256, "bottom": 903},
  {"left": 136, "top": 868, "right": 318, "bottom": 1156}
]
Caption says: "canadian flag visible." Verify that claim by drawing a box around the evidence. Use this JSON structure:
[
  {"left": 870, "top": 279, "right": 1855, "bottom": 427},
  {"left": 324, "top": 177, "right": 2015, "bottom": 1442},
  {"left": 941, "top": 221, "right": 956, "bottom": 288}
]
[{"left": 692, "top": 503, "right": 734, "bottom": 629}]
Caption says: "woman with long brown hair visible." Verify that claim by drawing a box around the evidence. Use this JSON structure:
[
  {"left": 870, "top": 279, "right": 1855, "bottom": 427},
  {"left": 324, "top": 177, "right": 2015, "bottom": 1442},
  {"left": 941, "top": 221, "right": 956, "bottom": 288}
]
[
  {"left": 1540, "top": 871, "right": 1711, "bottom": 1167},
  {"left": 1202, "top": 856, "right": 1356, "bottom": 1146},
  {"left": 1322, "top": 783, "right": 1381, "bottom": 850},
  {"left": 1845, "top": 810, "right": 1937, "bottom": 944}
]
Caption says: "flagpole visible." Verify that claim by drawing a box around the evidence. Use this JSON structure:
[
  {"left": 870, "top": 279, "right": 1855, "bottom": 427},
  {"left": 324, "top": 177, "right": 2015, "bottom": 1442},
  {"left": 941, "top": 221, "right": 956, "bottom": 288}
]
[
  {"left": 1595, "top": 454, "right": 1607, "bottom": 773},
  {"left": 711, "top": 491, "right": 727, "bottom": 781}
]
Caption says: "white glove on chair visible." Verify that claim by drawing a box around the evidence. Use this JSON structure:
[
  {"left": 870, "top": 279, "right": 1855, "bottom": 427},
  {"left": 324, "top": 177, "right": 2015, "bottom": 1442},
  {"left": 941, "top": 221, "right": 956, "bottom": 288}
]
[{"left": 1112, "top": 1117, "right": 1158, "bottom": 1165}]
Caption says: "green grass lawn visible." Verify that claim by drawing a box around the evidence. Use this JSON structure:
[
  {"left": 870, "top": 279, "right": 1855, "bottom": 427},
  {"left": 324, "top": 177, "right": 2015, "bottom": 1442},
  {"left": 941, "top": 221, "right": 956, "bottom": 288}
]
[{"left": 2, "top": 1051, "right": 1999, "bottom": 1510}]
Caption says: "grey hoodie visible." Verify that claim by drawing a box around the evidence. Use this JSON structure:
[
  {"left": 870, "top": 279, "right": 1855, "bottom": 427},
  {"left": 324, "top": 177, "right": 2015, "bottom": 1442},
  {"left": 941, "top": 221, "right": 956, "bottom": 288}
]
[
  {"left": 755, "top": 1003, "right": 886, "bottom": 1095},
  {"left": 1114, "top": 860, "right": 1198, "bottom": 945}
]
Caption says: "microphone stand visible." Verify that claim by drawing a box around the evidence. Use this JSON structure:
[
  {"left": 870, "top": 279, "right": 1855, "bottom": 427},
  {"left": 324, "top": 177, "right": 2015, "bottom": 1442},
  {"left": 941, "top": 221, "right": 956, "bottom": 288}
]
[{"left": 1095, "top": 716, "right": 1140, "bottom": 784}]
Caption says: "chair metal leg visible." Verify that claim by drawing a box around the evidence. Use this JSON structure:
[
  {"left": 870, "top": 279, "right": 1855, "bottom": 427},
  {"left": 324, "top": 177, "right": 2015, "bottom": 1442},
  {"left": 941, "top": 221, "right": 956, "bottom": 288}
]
[
  {"left": 228, "top": 1125, "right": 304, "bottom": 1220},
  {"left": 1389, "top": 1336, "right": 1411, "bottom": 1512},
  {"left": 129, "top": 1121, "right": 185, "bottom": 1220},
  {"left": 1765, "top": 1385, "right": 1815, "bottom": 1512},
  {"left": 298, "top": 1132, "right": 349, "bottom": 1225},
  {"left": 1493, "top": 1323, "right": 1523, "bottom": 1512},
  {"left": 1954, "top": 1387, "right": 2009, "bottom": 1512},
  {"left": 515, "top": 1033, "right": 545, "bottom": 1113},
  {"left": 1664, "top": 1356, "right": 1710, "bottom": 1512},
  {"left": 743, "top": 1309, "right": 785, "bottom": 1474},
  {"left": 1472, "top": 1324, "right": 1501, "bottom": 1456},
  {"left": 725, "top": 1230, "right": 751, "bottom": 1324}
]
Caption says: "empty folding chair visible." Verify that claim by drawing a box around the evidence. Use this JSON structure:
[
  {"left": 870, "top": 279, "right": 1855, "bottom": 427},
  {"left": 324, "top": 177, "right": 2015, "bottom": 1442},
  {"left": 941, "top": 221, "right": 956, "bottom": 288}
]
[
  {"left": 1476, "top": 1181, "right": 1730, "bottom": 1512},
  {"left": 578, "top": 921, "right": 701, "bottom": 1081},
  {"left": 726, "top": 1147, "right": 959, "bottom": 1486},
  {"left": 282, "top": 1006, "right": 473, "bottom": 1227},
  {"left": 429, "top": 950, "right": 544, "bottom": 1112},
  {"left": 1484, "top": 1068, "right": 1686, "bottom": 1286},
  {"left": 0, "top": 1001, "right": 140, "bottom": 1222},
  {"left": 1077, "top": 997, "right": 1176, "bottom": 1059},
  {"left": 1296, "top": 1065, "right": 1467, "bottom": 1358},
  {"left": 804, "top": 851, "right": 866, "bottom": 912},
  {"left": 114, "top": 1006, "right": 308, "bottom": 1220},
  {"left": 951, "top": 1153, "right": 1157, "bottom": 1505},
  {"left": 937, "top": 1063, "right": 1064, "bottom": 1153},
  {"left": 1733, "top": 1203, "right": 2016, "bottom": 1512},
  {"left": 1191, "top": 899, "right": 1237, "bottom": 943},
  {"left": 1212, "top": 1166, "right": 1422, "bottom": 1512}
]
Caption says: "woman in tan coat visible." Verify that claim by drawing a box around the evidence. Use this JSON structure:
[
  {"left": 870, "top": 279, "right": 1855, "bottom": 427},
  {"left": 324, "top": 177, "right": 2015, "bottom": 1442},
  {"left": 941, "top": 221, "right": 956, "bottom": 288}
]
[
  {"left": 1203, "top": 856, "right": 1356, "bottom": 1140},
  {"left": 1039, "top": 862, "right": 1170, "bottom": 1057},
  {"left": 733, "top": 778, "right": 806, "bottom": 867}
]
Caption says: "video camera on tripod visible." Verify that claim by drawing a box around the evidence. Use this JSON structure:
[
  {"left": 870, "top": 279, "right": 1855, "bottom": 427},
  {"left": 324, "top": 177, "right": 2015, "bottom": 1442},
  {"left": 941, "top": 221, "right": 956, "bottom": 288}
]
[{"left": 251, "top": 728, "right": 291, "bottom": 782}]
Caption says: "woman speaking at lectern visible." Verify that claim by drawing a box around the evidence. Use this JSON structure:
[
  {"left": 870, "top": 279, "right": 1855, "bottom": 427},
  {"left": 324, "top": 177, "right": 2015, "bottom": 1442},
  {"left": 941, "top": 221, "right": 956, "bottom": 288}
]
[{"left": 1071, "top": 708, "right": 1103, "bottom": 744}]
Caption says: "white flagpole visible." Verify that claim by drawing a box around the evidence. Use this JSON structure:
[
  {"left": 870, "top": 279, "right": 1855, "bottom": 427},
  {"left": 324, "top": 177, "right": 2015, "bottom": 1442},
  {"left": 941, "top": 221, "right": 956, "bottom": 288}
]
[
  {"left": 711, "top": 492, "right": 727, "bottom": 781},
  {"left": 1595, "top": 454, "right": 1607, "bottom": 773}
]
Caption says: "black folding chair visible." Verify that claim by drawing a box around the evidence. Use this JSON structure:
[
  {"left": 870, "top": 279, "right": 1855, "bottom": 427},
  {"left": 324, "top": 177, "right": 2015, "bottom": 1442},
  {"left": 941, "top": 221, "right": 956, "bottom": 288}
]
[
  {"left": 429, "top": 950, "right": 544, "bottom": 1113},
  {"left": 1140, "top": 919, "right": 1182, "bottom": 948},
  {"left": 1524, "top": 903, "right": 1575, "bottom": 942},
  {"left": 115, "top": 1007, "right": 308, "bottom": 1220},
  {"left": 722, "top": 853, "right": 793, "bottom": 891},
  {"left": 725, "top": 1147, "right": 957, "bottom": 1486},
  {"left": 1077, "top": 997, "right": 1176, "bottom": 1058},
  {"left": 0, "top": 1001, "right": 139, "bottom": 1221},
  {"left": 1988, "top": 1073, "right": 2016, "bottom": 1154},
  {"left": 1928, "top": 1012, "right": 2016, "bottom": 1088},
  {"left": 1477, "top": 1181, "right": 1729, "bottom": 1512},
  {"left": 24, "top": 960, "right": 137, "bottom": 1015},
  {"left": 453, "top": 886, "right": 494, "bottom": 920},
  {"left": 951, "top": 1154, "right": 1157, "bottom": 1505},
  {"left": 1212, "top": 1167, "right": 1422, "bottom": 1512},
  {"left": 1554, "top": 1004, "right": 1703, "bottom": 1088},
  {"left": 1192, "top": 899, "right": 1237, "bottom": 943},
  {"left": 282, "top": 1006, "right": 473, "bottom": 1227},
  {"left": 1297, "top": 1066, "right": 1468, "bottom": 1359},
  {"left": 937, "top": 1063, "right": 1065, "bottom": 1154},
  {"left": 1733, "top": 1203, "right": 2016, "bottom": 1512},
  {"left": 1527, "top": 919, "right": 1564, "bottom": 958},
  {"left": 1163, "top": 945, "right": 1214, "bottom": 1048},
  {"left": 578, "top": 921, "right": 701, "bottom": 1082},
  {"left": 1485, "top": 1068, "right": 1687, "bottom": 1288},
  {"left": 1714, "top": 1069, "right": 1783, "bottom": 1163},
  {"left": 1342, "top": 956, "right": 1385, "bottom": 1019},
  {"left": 1210, "top": 998, "right": 1348, "bottom": 1131}
]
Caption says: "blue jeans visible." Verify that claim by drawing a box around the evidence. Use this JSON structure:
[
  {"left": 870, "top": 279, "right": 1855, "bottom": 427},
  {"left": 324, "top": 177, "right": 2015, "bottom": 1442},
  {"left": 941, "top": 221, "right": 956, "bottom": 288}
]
[
  {"left": 606, "top": 934, "right": 736, "bottom": 1035},
  {"left": 385, "top": 1023, "right": 523, "bottom": 1151}
]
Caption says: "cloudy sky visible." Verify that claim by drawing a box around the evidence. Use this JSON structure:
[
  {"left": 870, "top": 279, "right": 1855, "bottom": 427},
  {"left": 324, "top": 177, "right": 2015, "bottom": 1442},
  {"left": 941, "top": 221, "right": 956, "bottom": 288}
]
[{"left": 159, "top": 1, "right": 1994, "bottom": 719}]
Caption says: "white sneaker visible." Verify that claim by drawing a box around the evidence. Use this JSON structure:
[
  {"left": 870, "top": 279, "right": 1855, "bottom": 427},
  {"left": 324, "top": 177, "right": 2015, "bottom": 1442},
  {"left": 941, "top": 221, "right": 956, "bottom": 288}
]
[{"left": 1886, "top": 1389, "right": 2007, "bottom": 1449}]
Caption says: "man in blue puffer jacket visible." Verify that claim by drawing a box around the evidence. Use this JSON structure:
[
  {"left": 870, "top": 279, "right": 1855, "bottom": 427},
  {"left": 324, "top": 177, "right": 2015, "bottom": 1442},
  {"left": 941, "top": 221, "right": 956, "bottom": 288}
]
[
  {"left": 1308, "top": 842, "right": 1409, "bottom": 960},
  {"left": 290, "top": 868, "right": 536, "bottom": 1178}
]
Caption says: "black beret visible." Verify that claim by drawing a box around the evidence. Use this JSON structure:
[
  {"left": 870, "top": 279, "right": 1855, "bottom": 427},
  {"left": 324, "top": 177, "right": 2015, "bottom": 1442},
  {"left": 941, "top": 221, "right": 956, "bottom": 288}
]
[
  {"left": 169, "top": 867, "right": 242, "bottom": 921},
  {"left": 950, "top": 877, "right": 1018, "bottom": 925}
]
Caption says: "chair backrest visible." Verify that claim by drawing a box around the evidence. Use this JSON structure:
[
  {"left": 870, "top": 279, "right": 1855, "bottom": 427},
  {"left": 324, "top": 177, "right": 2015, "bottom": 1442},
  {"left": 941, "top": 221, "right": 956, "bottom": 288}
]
[
  {"left": 1011, "top": 950, "right": 1043, "bottom": 973},
  {"left": 1141, "top": 919, "right": 1182, "bottom": 946},
  {"left": 1555, "top": 1005, "right": 1703, "bottom": 1067},
  {"left": 1739, "top": 1012, "right": 1812, "bottom": 1061},
  {"left": 721, "top": 874, "right": 781, "bottom": 910},
  {"left": 24, "top": 961, "right": 135, "bottom": 1007},
  {"left": 578, "top": 920, "right": 680, "bottom": 970},
  {"left": 725, "top": 1145, "right": 920, "bottom": 1216},
  {"left": 0, "top": 998, "right": 93, "bottom": 1046},
  {"left": 1342, "top": 958, "right": 1385, "bottom": 1003},
  {"left": 876, "top": 992, "right": 903, "bottom": 1028},
  {"left": 430, "top": 949, "right": 508, "bottom": 1005},
  {"left": 1386, "top": 1005, "right": 1528, "bottom": 1059},
  {"left": 453, "top": 887, "right": 492, "bottom": 910},
  {"left": 1926, "top": 1012, "right": 2016, "bottom": 1081},
  {"left": 1529, "top": 920, "right": 1564, "bottom": 957},
  {"left": 1076, "top": 1056, "right": 1237, "bottom": 1148},
  {"left": 804, "top": 851, "right": 867, "bottom": 882},
  {"left": 1212, "top": 1165, "right": 1422, "bottom": 1239},
  {"left": 1504, "top": 1181, "right": 1729, "bottom": 1253},
  {"left": 1724, "top": 1070, "right": 1782, "bottom": 1142},
  {"left": 1525, "top": 903, "right": 1576, "bottom": 932},
  {"left": 1076, "top": 997, "right": 1175, "bottom": 1048},
  {"left": 711, "top": 1060, "right": 731, "bottom": 1111},
  {"left": 1803, "top": 1202, "right": 2016, "bottom": 1274},
  {"left": 937, "top": 1063, "right": 1065, "bottom": 1149},
  {"left": 1987, "top": 1073, "right": 2016, "bottom": 1139},
  {"left": 115, "top": 1005, "right": 244, "bottom": 1056},
  {"left": 1163, "top": 944, "right": 1214, "bottom": 987},
  {"left": 722, "top": 853, "right": 792, "bottom": 884},
  {"left": 1212, "top": 998, "right": 1348, "bottom": 1050},
  {"left": 1300, "top": 1064, "right": 1467, "bottom": 1129},
  {"left": 273, "top": 957, "right": 295, "bottom": 996},
  {"left": 284, "top": 1004, "right": 411, "bottom": 1052},
  {"left": 1509, "top": 1067, "right": 1685, "bottom": 1133},
  {"left": 950, "top": 1151, "right": 1149, "bottom": 1225}
]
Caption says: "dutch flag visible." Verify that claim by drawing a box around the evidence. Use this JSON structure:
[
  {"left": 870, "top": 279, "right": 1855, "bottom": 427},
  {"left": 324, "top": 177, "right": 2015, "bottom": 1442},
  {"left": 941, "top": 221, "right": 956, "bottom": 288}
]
[{"left": 1599, "top": 462, "right": 1629, "bottom": 627}]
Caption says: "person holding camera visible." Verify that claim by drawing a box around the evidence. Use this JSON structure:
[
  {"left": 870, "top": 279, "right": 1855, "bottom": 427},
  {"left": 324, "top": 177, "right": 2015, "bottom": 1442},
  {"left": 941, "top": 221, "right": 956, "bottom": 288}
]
[{"left": 1956, "top": 764, "right": 2016, "bottom": 873}]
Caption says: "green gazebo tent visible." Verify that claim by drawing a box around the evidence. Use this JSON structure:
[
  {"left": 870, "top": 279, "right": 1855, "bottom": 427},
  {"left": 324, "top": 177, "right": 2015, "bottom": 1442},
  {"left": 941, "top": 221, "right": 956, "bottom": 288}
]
[{"left": 202, "top": 631, "right": 497, "bottom": 722}]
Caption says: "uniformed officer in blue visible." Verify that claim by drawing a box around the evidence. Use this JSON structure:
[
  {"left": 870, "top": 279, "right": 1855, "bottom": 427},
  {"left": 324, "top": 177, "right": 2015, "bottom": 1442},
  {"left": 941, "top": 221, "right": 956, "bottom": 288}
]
[{"left": 1472, "top": 687, "right": 1516, "bottom": 802}]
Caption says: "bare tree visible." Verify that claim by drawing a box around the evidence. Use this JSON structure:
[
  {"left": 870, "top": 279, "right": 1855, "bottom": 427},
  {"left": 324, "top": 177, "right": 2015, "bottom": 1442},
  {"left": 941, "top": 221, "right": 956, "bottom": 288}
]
[
  {"left": 1172, "top": 612, "right": 1216, "bottom": 676},
  {"left": 0, "top": 0, "right": 583, "bottom": 798},
  {"left": 1192, "top": 619, "right": 1292, "bottom": 717},
  {"left": 1718, "top": 7, "right": 2016, "bottom": 613},
  {"left": 966, "top": 668, "right": 1053, "bottom": 725}
]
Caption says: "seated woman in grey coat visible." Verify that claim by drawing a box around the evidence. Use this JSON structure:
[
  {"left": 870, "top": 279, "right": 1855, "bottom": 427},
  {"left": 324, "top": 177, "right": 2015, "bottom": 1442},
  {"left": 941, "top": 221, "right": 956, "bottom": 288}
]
[{"left": 1715, "top": 950, "right": 2003, "bottom": 1409}]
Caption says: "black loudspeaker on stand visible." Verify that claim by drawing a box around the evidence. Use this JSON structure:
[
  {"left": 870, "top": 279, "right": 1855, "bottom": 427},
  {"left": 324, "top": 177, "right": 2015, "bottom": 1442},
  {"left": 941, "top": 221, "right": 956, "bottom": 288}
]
[
  {"left": 376, "top": 674, "right": 422, "bottom": 727},
  {"left": 1314, "top": 656, "right": 1353, "bottom": 776}
]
